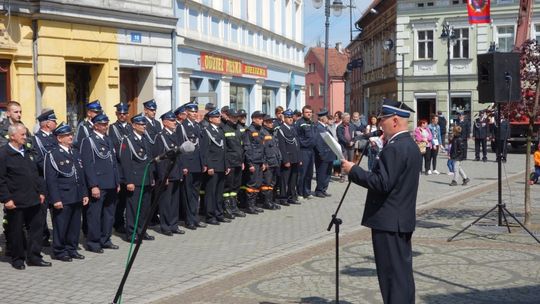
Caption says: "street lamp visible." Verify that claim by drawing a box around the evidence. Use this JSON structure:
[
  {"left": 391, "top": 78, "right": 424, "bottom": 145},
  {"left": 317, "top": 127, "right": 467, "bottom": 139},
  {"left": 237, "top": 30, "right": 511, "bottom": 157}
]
[
  {"left": 313, "top": 0, "right": 345, "bottom": 111},
  {"left": 440, "top": 22, "right": 456, "bottom": 121}
]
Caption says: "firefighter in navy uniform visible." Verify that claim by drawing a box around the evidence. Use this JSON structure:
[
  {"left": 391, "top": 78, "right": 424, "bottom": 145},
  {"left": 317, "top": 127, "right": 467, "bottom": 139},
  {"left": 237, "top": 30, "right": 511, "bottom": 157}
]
[
  {"left": 179, "top": 103, "right": 207, "bottom": 230},
  {"left": 200, "top": 109, "right": 231, "bottom": 225},
  {"left": 33, "top": 110, "right": 58, "bottom": 247},
  {"left": 44, "top": 123, "right": 88, "bottom": 261},
  {"left": 295, "top": 105, "right": 317, "bottom": 199},
  {"left": 276, "top": 109, "right": 301, "bottom": 205},
  {"left": 142, "top": 99, "right": 161, "bottom": 226},
  {"left": 80, "top": 114, "right": 120, "bottom": 253},
  {"left": 74, "top": 100, "right": 102, "bottom": 150},
  {"left": 155, "top": 111, "right": 185, "bottom": 236},
  {"left": 221, "top": 108, "right": 246, "bottom": 219},
  {"left": 109, "top": 102, "right": 131, "bottom": 234},
  {"left": 261, "top": 115, "right": 281, "bottom": 210},
  {"left": 242, "top": 111, "right": 267, "bottom": 214},
  {"left": 119, "top": 114, "right": 155, "bottom": 242},
  {"left": 473, "top": 111, "right": 489, "bottom": 162},
  {"left": 314, "top": 109, "right": 336, "bottom": 198}
]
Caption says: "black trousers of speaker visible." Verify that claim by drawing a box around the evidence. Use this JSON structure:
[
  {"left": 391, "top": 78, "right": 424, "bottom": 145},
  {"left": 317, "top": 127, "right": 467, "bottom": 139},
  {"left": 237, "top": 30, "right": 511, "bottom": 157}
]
[{"left": 477, "top": 52, "right": 521, "bottom": 103}]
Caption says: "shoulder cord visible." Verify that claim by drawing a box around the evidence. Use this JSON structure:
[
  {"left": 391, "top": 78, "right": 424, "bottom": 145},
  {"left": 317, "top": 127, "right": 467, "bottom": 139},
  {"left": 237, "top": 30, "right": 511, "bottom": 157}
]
[
  {"left": 160, "top": 133, "right": 172, "bottom": 152},
  {"left": 88, "top": 137, "right": 113, "bottom": 163},
  {"left": 34, "top": 135, "right": 46, "bottom": 156},
  {"left": 179, "top": 123, "right": 189, "bottom": 143},
  {"left": 111, "top": 124, "right": 123, "bottom": 142},
  {"left": 144, "top": 130, "right": 156, "bottom": 145},
  {"left": 45, "top": 151, "right": 77, "bottom": 180},
  {"left": 204, "top": 128, "right": 224, "bottom": 148},
  {"left": 279, "top": 128, "right": 297, "bottom": 145},
  {"left": 125, "top": 137, "right": 148, "bottom": 161}
]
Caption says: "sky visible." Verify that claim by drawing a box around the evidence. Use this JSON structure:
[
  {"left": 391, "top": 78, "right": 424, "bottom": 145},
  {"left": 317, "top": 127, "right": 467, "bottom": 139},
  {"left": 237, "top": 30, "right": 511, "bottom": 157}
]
[{"left": 303, "top": 0, "right": 373, "bottom": 48}]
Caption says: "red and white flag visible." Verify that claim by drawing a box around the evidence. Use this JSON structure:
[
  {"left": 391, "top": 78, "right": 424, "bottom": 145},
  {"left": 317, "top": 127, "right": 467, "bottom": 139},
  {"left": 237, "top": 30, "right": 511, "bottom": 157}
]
[{"left": 467, "top": 0, "right": 491, "bottom": 24}]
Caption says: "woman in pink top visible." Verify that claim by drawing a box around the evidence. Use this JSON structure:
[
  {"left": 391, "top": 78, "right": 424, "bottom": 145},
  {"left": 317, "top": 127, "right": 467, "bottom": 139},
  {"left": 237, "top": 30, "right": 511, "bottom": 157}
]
[{"left": 414, "top": 119, "right": 433, "bottom": 175}]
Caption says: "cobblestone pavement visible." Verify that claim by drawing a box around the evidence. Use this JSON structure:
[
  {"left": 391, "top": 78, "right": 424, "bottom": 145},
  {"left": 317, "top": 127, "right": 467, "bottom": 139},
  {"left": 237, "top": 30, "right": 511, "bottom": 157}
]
[{"left": 0, "top": 145, "right": 538, "bottom": 304}]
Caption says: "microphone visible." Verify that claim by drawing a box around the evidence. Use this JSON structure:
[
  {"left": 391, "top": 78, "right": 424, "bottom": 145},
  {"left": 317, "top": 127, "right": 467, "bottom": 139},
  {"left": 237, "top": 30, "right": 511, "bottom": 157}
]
[{"left": 152, "top": 140, "right": 196, "bottom": 163}]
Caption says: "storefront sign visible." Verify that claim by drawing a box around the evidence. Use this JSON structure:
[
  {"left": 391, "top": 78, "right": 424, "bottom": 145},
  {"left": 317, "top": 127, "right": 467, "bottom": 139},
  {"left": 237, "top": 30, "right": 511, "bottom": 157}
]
[{"left": 200, "top": 52, "right": 267, "bottom": 78}]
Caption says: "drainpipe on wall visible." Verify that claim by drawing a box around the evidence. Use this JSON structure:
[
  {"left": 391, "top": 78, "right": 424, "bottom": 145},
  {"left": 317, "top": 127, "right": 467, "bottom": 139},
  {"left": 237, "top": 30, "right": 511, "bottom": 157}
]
[
  {"left": 171, "top": 29, "right": 178, "bottom": 108},
  {"left": 32, "top": 20, "right": 42, "bottom": 114}
]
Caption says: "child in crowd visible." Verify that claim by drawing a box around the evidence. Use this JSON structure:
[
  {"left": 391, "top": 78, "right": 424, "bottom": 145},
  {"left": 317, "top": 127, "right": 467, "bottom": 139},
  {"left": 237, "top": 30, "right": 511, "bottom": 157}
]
[
  {"left": 449, "top": 125, "right": 470, "bottom": 186},
  {"left": 446, "top": 133, "right": 455, "bottom": 175},
  {"left": 529, "top": 143, "right": 540, "bottom": 185}
]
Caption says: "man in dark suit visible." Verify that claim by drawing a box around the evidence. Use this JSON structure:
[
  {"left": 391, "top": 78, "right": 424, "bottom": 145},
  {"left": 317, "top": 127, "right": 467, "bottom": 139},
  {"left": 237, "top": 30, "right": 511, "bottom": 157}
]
[
  {"left": 337, "top": 113, "right": 356, "bottom": 162},
  {"left": 456, "top": 113, "right": 470, "bottom": 159},
  {"left": 155, "top": 111, "right": 185, "bottom": 235},
  {"left": 110, "top": 103, "right": 131, "bottom": 234},
  {"left": 179, "top": 103, "right": 207, "bottom": 230},
  {"left": 342, "top": 99, "right": 422, "bottom": 304},
  {"left": 494, "top": 114, "right": 510, "bottom": 163},
  {"left": 473, "top": 111, "right": 489, "bottom": 162},
  {"left": 295, "top": 105, "right": 316, "bottom": 199},
  {"left": 0, "top": 123, "right": 50, "bottom": 269},
  {"left": 80, "top": 114, "right": 120, "bottom": 253},
  {"left": 74, "top": 100, "right": 102, "bottom": 150},
  {"left": 314, "top": 109, "right": 336, "bottom": 198},
  {"left": 276, "top": 109, "right": 301, "bottom": 205},
  {"left": 437, "top": 111, "right": 447, "bottom": 146},
  {"left": 119, "top": 114, "right": 155, "bottom": 242},
  {"left": 45, "top": 123, "right": 88, "bottom": 262}
]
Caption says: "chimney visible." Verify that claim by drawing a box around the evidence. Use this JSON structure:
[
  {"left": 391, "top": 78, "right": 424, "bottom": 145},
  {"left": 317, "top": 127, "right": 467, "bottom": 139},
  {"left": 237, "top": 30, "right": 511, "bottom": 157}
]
[{"left": 335, "top": 42, "right": 342, "bottom": 53}]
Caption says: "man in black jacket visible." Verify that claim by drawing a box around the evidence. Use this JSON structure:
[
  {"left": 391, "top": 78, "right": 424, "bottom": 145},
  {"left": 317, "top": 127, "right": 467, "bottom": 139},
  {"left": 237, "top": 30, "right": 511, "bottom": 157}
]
[
  {"left": 341, "top": 100, "right": 421, "bottom": 304},
  {"left": 0, "top": 123, "right": 50, "bottom": 269},
  {"left": 473, "top": 111, "right": 489, "bottom": 162},
  {"left": 276, "top": 109, "right": 301, "bottom": 205}
]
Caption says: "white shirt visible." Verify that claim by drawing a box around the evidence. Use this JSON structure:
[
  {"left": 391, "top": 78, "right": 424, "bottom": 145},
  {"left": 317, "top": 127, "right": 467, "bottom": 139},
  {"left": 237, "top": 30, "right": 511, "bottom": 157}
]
[
  {"left": 8, "top": 143, "right": 24, "bottom": 157},
  {"left": 93, "top": 131, "right": 105, "bottom": 140},
  {"left": 59, "top": 144, "right": 70, "bottom": 154},
  {"left": 133, "top": 131, "right": 142, "bottom": 141}
]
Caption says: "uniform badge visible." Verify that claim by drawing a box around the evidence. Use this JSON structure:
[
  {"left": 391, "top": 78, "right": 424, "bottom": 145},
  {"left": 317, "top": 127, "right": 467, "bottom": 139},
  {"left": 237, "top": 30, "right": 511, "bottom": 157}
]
[
  {"left": 101, "top": 147, "right": 105, "bottom": 151},
  {"left": 66, "top": 160, "right": 70, "bottom": 164},
  {"left": 139, "top": 152, "right": 143, "bottom": 157},
  {"left": 60, "top": 161, "right": 64, "bottom": 165},
  {"left": 170, "top": 144, "right": 174, "bottom": 148}
]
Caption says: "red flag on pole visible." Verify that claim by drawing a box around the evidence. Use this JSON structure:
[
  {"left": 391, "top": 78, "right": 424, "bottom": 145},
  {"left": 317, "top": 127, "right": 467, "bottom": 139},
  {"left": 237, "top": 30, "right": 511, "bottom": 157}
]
[{"left": 467, "top": 0, "right": 491, "bottom": 24}]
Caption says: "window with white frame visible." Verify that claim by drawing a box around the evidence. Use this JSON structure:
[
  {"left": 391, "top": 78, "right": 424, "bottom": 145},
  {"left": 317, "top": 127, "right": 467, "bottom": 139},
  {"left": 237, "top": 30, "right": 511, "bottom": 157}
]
[
  {"left": 497, "top": 25, "right": 514, "bottom": 52},
  {"left": 452, "top": 28, "right": 469, "bottom": 59},
  {"left": 309, "top": 84, "right": 314, "bottom": 97},
  {"left": 417, "top": 30, "right": 433, "bottom": 59}
]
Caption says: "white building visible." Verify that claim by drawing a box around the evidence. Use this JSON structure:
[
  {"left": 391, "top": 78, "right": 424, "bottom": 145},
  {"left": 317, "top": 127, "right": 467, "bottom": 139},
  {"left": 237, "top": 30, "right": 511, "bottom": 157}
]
[{"left": 175, "top": 0, "right": 306, "bottom": 114}]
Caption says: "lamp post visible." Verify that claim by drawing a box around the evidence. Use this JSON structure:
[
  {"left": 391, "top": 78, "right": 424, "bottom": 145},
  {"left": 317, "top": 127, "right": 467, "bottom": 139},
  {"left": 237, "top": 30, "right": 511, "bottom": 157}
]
[
  {"left": 313, "top": 0, "right": 344, "bottom": 111},
  {"left": 440, "top": 22, "right": 456, "bottom": 121}
]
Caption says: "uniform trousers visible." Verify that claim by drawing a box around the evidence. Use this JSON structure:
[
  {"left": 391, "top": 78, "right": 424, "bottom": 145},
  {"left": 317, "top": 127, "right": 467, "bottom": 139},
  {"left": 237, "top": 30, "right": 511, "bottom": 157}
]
[
  {"left": 158, "top": 180, "right": 180, "bottom": 232},
  {"left": 182, "top": 172, "right": 202, "bottom": 226},
  {"left": 6, "top": 204, "right": 44, "bottom": 265},
  {"left": 52, "top": 203, "right": 82, "bottom": 258},
  {"left": 125, "top": 186, "right": 151, "bottom": 238},
  {"left": 204, "top": 172, "right": 225, "bottom": 221},
  {"left": 245, "top": 164, "right": 264, "bottom": 191},
  {"left": 314, "top": 156, "right": 333, "bottom": 194},
  {"left": 86, "top": 188, "right": 117, "bottom": 250},
  {"left": 372, "top": 229, "right": 415, "bottom": 304},
  {"left": 474, "top": 138, "right": 487, "bottom": 160},
  {"left": 278, "top": 163, "right": 299, "bottom": 202},
  {"left": 298, "top": 149, "right": 314, "bottom": 196},
  {"left": 224, "top": 166, "right": 242, "bottom": 197},
  {"left": 114, "top": 184, "right": 127, "bottom": 230}
]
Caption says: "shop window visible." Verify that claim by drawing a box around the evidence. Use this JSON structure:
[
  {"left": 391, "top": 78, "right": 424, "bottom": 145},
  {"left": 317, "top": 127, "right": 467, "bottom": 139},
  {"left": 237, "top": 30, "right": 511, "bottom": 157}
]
[
  {"left": 450, "top": 97, "right": 471, "bottom": 124},
  {"left": 0, "top": 60, "right": 10, "bottom": 111},
  {"left": 262, "top": 87, "right": 275, "bottom": 115},
  {"left": 230, "top": 84, "right": 247, "bottom": 111}
]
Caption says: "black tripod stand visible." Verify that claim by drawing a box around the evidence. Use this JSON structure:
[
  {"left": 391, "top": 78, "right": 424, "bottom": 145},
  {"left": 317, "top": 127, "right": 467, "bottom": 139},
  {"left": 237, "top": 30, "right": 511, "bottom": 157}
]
[
  {"left": 448, "top": 76, "right": 540, "bottom": 244},
  {"left": 327, "top": 140, "right": 370, "bottom": 303}
]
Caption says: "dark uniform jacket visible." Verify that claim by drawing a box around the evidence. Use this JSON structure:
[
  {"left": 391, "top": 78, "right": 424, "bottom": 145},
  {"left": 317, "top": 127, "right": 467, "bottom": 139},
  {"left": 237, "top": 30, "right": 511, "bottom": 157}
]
[
  {"left": 74, "top": 120, "right": 93, "bottom": 150},
  {"left": 315, "top": 123, "right": 337, "bottom": 162},
  {"left": 119, "top": 132, "right": 153, "bottom": 186},
  {"left": 473, "top": 118, "right": 489, "bottom": 139},
  {"left": 155, "top": 129, "right": 182, "bottom": 182},
  {"left": 80, "top": 132, "right": 120, "bottom": 190},
  {"left": 33, "top": 129, "right": 58, "bottom": 175},
  {"left": 457, "top": 119, "right": 471, "bottom": 139},
  {"left": 179, "top": 118, "right": 203, "bottom": 173},
  {"left": 0, "top": 144, "right": 45, "bottom": 208},
  {"left": 201, "top": 124, "right": 226, "bottom": 172},
  {"left": 109, "top": 121, "right": 131, "bottom": 157},
  {"left": 295, "top": 117, "right": 316, "bottom": 149},
  {"left": 243, "top": 124, "right": 266, "bottom": 166},
  {"left": 493, "top": 119, "right": 510, "bottom": 140},
  {"left": 348, "top": 132, "right": 422, "bottom": 233},
  {"left": 44, "top": 146, "right": 87, "bottom": 205},
  {"left": 262, "top": 127, "right": 281, "bottom": 167},
  {"left": 222, "top": 121, "right": 243, "bottom": 168},
  {"left": 276, "top": 123, "right": 300, "bottom": 164},
  {"left": 144, "top": 117, "right": 162, "bottom": 145}
]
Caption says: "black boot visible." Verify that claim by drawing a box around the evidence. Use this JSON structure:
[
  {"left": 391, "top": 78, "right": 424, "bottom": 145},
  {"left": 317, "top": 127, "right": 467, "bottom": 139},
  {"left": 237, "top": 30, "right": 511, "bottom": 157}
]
[
  {"left": 245, "top": 192, "right": 259, "bottom": 214},
  {"left": 230, "top": 197, "right": 246, "bottom": 217},
  {"left": 262, "top": 191, "right": 278, "bottom": 210},
  {"left": 223, "top": 199, "right": 235, "bottom": 219}
]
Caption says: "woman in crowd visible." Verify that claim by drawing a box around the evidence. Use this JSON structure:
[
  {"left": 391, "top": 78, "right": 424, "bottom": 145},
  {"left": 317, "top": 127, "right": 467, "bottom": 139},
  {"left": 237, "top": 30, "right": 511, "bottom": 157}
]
[
  {"left": 414, "top": 119, "right": 433, "bottom": 175},
  {"left": 427, "top": 114, "right": 442, "bottom": 175},
  {"left": 365, "top": 115, "right": 381, "bottom": 171},
  {"left": 449, "top": 125, "right": 470, "bottom": 186}
]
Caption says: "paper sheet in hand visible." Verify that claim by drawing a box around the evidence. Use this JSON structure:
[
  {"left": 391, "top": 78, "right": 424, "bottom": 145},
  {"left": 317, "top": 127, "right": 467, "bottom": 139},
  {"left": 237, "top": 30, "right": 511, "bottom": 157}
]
[{"left": 320, "top": 132, "right": 344, "bottom": 160}]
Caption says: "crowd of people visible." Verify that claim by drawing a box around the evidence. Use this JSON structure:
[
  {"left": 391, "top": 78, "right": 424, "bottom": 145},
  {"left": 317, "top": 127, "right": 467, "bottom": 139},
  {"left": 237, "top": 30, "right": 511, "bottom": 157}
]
[{"left": 0, "top": 99, "right": 380, "bottom": 270}]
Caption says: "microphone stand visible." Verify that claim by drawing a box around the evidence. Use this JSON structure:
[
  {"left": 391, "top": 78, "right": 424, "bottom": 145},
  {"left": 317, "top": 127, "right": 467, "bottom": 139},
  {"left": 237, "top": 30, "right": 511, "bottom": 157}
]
[
  {"left": 327, "top": 140, "right": 369, "bottom": 304},
  {"left": 112, "top": 156, "right": 178, "bottom": 304}
]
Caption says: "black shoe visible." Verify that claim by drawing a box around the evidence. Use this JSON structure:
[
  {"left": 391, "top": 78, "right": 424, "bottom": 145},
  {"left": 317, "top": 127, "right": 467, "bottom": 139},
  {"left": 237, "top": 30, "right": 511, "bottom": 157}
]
[
  {"left": 143, "top": 233, "right": 155, "bottom": 241},
  {"left": 103, "top": 244, "right": 119, "bottom": 250},
  {"left": 54, "top": 255, "right": 73, "bottom": 262},
  {"left": 482, "top": 158, "right": 488, "bottom": 162},
  {"left": 196, "top": 222, "right": 207, "bottom": 228},
  {"left": 161, "top": 230, "right": 173, "bottom": 236},
  {"left": 288, "top": 199, "right": 301, "bottom": 205},
  {"left": 12, "top": 263, "right": 25, "bottom": 270},
  {"left": 502, "top": 158, "right": 507, "bottom": 163},
  {"left": 244, "top": 207, "right": 258, "bottom": 214},
  {"left": 314, "top": 192, "right": 326, "bottom": 198},
  {"left": 172, "top": 227, "right": 186, "bottom": 234},
  {"left": 449, "top": 180, "right": 458, "bottom": 186},
  {"left": 27, "top": 259, "right": 52, "bottom": 267},
  {"left": 224, "top": 212, "right": 235, "bottom": 220},
  {"left": 70, "top": 253, "right": 85, "bottom": 260},
  {"left": 254, "top": 206, "right": 264, "bottom": 213},
  {"left": 217, "top": 217, "right": 231, "bottom": 223},
  {"left": 87, "top": 247, "right": 104, "bottom": 254},
  {"left": 474, "top": 158, "right": 480, "bottom": 161},
  {"left": 272, "top": 203, "right": 281, "bottom": 210},
  {"left": 185, "top": 224, "right": 197, "bottom": 230},
  {"left": 323, "top": 192, "right": 332, "bottom": 197},
  {"left": 206, "top": 218, "right": 220, "bottom": 225},
  {"left": 462, "top": 178, "right": 470, "bottom": 186},
  {"left": 278, "top": 200, "right": 290, "bottom": 206},
  {"left": 233, "top": 210, "right": 246, "bottom": 217}
]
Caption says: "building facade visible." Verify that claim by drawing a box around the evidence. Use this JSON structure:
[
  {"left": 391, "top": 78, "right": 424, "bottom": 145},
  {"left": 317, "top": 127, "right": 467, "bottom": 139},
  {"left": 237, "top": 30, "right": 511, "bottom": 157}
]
[
  {"left": 175, "top": 0, "right": 305, "bottom": 115},
  {"left": 349, "top": 0, "right": 540, "bottom": 127},
  {"left": 0, "top": 0, "right": 176, "bottom": 128},
  {"left": 304, "top": 45, "right": 348, "bottom": 115}
]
